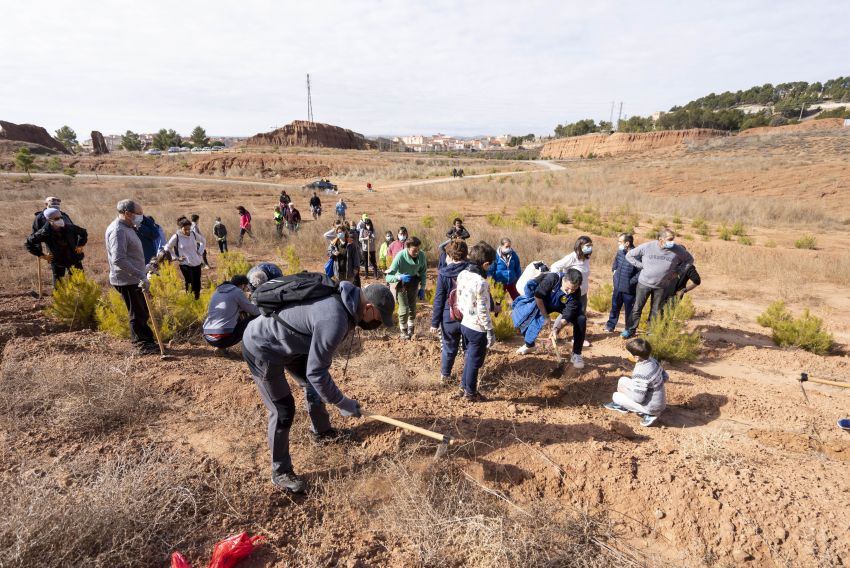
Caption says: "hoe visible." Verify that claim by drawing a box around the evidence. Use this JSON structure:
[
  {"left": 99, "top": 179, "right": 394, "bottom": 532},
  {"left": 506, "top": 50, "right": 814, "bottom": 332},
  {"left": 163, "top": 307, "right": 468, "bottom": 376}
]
[{"left": 361, "top": 408, "right": 455, "bottom": 458}]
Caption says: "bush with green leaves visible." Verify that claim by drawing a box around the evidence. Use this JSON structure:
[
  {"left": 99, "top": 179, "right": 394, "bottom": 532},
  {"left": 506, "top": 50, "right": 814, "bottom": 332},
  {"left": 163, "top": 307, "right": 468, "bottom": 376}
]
[
  {"left": 794, "top": 234, "right": 817, "bottom": 250},
  {"left": 281, "top": 245, "right": 301, "bottom": 275},
  {"left": 738, "top": 236, "right": 754, "bottom": 246},
  {"left": 421, "top": 215, "right": 435, "bottom": 228},
  {"left": 587, "top": 283, "right": 613, "bottom": 313},
  {"left": 718, "top": 225, "right": 732, "bottom": 241},
  {"left": 757, "top": 301, "right": 833, "bottom": 355},
  {"left": 14, "top": 147, "right": 35, "bottom": 179},
  {"left": 96, "top": 289, "right": 130, "bottom": 339},
  {"left": 646, "top": 295, "right": 701, "bottom": 363},
  {"left": 218, "top": 251, "right": 251, "bottom": 281},
  {"left": 516, "top": 206, "right": 541, "bottom": 226},
  {"left": 45, "top": 269, "right": 102, "bottom": 329},
  {"left": 730, "top": 221, "right": 746, "bottom": 237}
]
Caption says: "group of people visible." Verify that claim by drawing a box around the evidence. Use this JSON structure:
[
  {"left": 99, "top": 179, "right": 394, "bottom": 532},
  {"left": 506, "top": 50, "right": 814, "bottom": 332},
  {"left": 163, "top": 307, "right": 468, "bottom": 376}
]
[{"left": 27, "top": 192, "right": 701, "bottom": 493}]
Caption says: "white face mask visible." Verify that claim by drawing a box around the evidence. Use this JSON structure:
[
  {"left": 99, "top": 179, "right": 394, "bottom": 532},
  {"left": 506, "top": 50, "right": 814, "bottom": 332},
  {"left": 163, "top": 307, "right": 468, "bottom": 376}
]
[
  {"left": 132, "top": 213, "right": 144, "bottom": 226},
  {"left": 49, "top": 218, "right": 65, "bottom": 228},
  {"left": 618, "top": 244, "right": 625, "bottom": 251},
  {"left": 663, "top": 240, "right": 675, "bottom": 249},
  {"left": 582, "top": 245, "right": 593, "bottom": 255},
  {"left": 398, "top": 234, "right": 407, "bottom": 241},
  {"left": 502, "top": 247, "right": 512, "bottom": 254},
  {"left": 337, "top": 232, "right": 346, "bottom": 240}
]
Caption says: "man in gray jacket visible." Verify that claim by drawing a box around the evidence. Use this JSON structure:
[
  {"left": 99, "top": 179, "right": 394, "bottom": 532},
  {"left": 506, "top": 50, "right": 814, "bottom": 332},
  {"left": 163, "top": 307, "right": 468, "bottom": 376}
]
[
  {"left": 242, "top": 281, "right": 395, "bottom": 493},
  {"left": 622, "top": 228, "right": 694, "bottom": 338},
  {"left": 202, "top": 274, "right": 260, "bottom": 353},
  {"left": 105, "top": 199, "right": 158, "bottom": 355}
]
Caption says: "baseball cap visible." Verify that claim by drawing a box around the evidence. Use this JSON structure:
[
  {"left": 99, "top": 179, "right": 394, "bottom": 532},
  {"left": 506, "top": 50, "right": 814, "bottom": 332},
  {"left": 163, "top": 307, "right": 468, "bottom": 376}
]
[
  {"left": 362, "top": 284, "right": 395, "bottom": 328},
  {"left": 44, "top": 196, "right": 61, "bottom": 207}
]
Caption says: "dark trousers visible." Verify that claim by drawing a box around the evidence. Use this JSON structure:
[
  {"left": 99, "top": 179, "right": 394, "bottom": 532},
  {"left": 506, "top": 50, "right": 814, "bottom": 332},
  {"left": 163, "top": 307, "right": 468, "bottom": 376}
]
[
  {"left": 607, "top": 290, "right": 636, "bottom": 331},
  {"left": 243, "top": 349, "right": 333, "bottom": 475},
  {"left": 362, "top": 250, "right": 378, "bottom": 277},
  {"left": 203, "top": 316, "right": 256, "bottom": 349},
  {"left": 440, "top": 320, "right": 462, "bottom": 377},
  {"left": 460, "top": 326, "right": 488, "bottom": 395},
  {"left": 217, "top": 239, "right": 228, "bottom": 253},
  {"left": 563, "top": 313, "right": 587, "bottom": 355},
  {"left": 202, "top": 250, "right": 210, "bottom": 268},
  {"left": 179, "top": 264, "right": 202, "bottom": 299},
  {"left": 628, "top": 284, "right": 667, "bottom": 334},
  {"left": 114, "top": 284, "right": 156, "bottom": 347},
  {"left": 51, "top": 262, "right": 83, "bottom": 285}
]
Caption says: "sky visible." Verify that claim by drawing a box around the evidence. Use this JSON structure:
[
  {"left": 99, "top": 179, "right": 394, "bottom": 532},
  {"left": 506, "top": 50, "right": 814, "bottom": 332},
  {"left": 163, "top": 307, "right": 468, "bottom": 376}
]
[{"left": 2, "top": 0, "right": 849, "bottom": 138}]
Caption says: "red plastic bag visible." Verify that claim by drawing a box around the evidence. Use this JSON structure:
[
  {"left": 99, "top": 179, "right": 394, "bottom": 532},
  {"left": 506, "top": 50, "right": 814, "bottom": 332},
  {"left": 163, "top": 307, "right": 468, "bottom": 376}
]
[{"left": 170, "top": 532, "right": 265, "bottom": 568}]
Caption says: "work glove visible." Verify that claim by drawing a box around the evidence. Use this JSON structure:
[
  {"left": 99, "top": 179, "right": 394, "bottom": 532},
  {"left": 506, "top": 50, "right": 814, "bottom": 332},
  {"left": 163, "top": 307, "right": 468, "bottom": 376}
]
[
  {"left": 418, "top": 288, "right": 425, "bottom": 301},
  {"left": 138, "top": 277, "right": 151, "bottom": 292},
  {"left": 337, "top": 396, "right": 362, "bottom": 418},
  {"left": 74, "top": 246, "right": 85, "bottom": 254},
  {"left": 487, "top": 329, "right": 497, "bottom": 348},
  {"left": 398, "top": 273, "right": 412, "bottom": 283},
  {"left": 42, "top": 253, "right": 54, "bottom": 263}
]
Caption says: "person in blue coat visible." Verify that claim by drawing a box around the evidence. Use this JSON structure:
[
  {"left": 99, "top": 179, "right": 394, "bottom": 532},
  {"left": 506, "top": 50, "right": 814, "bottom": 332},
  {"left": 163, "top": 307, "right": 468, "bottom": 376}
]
[
  {"left": 512, "top": 269, "right": 586, "bottom": 368},
  {"left": 606, "top": 233, "right": 641, "bottom": 333},
  {"left": 487, "top": 237, "right": 522, "bottom": 300},
  {"left": 430, "top": 240, "right": 469, "bottom": 383},
  {"left": 136, "top": 215, "right": 165, "bottom": 265}
]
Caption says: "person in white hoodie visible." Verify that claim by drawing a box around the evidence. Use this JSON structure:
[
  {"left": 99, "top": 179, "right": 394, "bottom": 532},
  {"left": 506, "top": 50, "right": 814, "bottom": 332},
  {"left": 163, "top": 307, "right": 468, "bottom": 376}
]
[
  {"left": 603, "top": 338, "right": 668, "bottom": 427},
  {"left": 550, "top": 235, "right": 593, "bottom": 312},
  {"left": 167, "top": 217, "right": 205, "bottom": 299},
  {"left": 455, "top": 241, "right": 497, "bottom": 402}
]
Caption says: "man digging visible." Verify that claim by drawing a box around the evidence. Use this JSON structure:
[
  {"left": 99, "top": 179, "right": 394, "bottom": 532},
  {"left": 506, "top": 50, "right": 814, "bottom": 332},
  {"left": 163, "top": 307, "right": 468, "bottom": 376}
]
[{"left": 242, "top": 278, "right": 395, "bottom": 493}]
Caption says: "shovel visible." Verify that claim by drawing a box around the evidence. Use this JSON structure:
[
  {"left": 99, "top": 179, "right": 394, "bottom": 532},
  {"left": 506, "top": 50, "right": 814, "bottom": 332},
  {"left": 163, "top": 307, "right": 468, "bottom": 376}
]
[
  {"left": 549, "top": 333, "right": 566, "bottom": 377},
  {"left": 141, "top": 285, "right": 175, "bottom": 360},
  {"left": 361, "top": 408, "right": 455, "bottom": 457}
]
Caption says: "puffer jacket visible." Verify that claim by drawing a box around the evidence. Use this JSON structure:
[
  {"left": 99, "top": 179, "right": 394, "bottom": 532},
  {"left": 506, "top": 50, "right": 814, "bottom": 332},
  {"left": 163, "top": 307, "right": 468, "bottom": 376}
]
[
  {"left": 431, "top": 260, "right": 469, "bottom": 328},
  {"left": 611, "top": 249, "right": 640, "bottom": 294}
]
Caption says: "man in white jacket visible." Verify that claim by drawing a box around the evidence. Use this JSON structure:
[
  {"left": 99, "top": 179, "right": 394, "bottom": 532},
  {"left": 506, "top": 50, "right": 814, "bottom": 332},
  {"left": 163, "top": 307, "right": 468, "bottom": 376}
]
[{"left": 455, "top": 241, "right": 497, "bottom": 402}]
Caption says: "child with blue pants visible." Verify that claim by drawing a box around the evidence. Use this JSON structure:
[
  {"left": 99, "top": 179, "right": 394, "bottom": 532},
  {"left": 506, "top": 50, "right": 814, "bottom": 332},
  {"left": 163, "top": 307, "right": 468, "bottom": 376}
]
[{"left": 430, "top": 241, "right": 469, "bottom": 383}]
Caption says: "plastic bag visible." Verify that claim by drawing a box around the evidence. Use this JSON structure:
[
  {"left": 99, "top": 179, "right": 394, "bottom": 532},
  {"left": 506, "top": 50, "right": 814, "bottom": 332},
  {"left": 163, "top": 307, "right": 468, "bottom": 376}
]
[{"left": 170, "top": 532, "right": 265, "bottom": 568}]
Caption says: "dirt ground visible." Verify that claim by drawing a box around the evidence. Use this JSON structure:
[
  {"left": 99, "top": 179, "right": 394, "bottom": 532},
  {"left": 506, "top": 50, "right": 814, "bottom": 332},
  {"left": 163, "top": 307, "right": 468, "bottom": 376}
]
[{"left": 1, "top": 132, "right": 849, "bottom": 567}]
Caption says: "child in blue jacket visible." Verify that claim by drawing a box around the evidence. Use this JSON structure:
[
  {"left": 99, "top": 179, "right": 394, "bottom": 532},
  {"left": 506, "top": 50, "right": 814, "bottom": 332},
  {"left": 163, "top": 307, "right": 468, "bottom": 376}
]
[
  {"left": 430, "top": 240, "right": 469, "bottom": 383},
  {"left": 487, "top": 237, "right": 522, "bottom": 300}
]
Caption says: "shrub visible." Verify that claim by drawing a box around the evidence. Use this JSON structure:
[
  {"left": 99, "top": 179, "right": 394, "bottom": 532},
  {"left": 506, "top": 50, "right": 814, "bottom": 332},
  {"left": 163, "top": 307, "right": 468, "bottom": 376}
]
[
  {"left": 536, "top": 215, "right": 559, "bottom": 234},
  {"left": 587, "top": 283, "right": 613, "bottom": 313},
  {"left": 516, "top": 206, "right": 541, "bottom": 226},
  {"left": 46, "top": 156, "right": 62, "bottom": 173},
  {"left": 96, "top": 289, "right": 130, "bottom": 339},
  {"left": 421, "top": 215, "right": 435, "bottom": 228},
  {"left": 486, "top": 213, "right": 508, "bottom": 227},
  {"left": 424, "top": 288, "right": 435, "bottom": 305},
  {"left": 218, "top": 251, "right": 251, "bottom": 280},
  {"left": 492, "top": 310, "right": 515, "bottom": 340},
  {"left": 147, "top": 263, "right": 211, "bottom": 342},
  {"left": 647, "top": 295, "right": 701, "bottom": 362},
  {"left": 794, "top": 234, "right": 817, "bottom": 250},
  {"left": 757, "top": 301, "right": 833, "bottom": 354},
  {"left": 718, "top": 225, "right": 732, "bottom": 241},
  {"left": 282, "top": 245, "right": 301, "bottom": 275},
  {"left": 63, "top": 166, "right": 77, "bottom": 178},
  {"left": 487, "top": 278, "right": 507, "bottom": 307},
  {"left": 45, "top": 269, "right": 102, "bottom": 329},
  {"left": 550, "top": 207, "right": 570, "bottom": 225},
  {"left": 738, "top": 236, "right": 754, "bottom": 246},
  {"left": 764, "top": 240, "right": 777, "bottom": 248},
  {"left": 730, "top": 221, "right": 746, "bottom": 236}
]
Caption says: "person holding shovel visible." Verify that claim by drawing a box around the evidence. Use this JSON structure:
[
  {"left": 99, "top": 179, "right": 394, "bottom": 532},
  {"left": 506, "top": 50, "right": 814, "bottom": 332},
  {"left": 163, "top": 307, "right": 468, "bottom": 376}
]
[
  {"left": 105, "top": 199, "right": 158, "bottom": 356},
  {"left": 25, "top": 207, "right": 88, "bottom": 284},
  {"left": 242, "top": 281, "right": 396, "bottom": 493},
  {"left": 384, "top": 235, "right": 427, "bottom": 340}
]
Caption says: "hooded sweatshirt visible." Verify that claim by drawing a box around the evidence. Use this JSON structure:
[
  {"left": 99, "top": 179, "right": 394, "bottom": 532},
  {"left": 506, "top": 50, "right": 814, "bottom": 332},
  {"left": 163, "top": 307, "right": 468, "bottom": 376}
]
[
  {"left": 622, "top": 357, "right": 668, "bottom": 415},
  {"left": 241, "top": 281, "right": 361, "bottom": 405},
  {"left": 626, "top": 241, "right": 693, "bottom": 289},
  {"left": 385, "top": 248, "right": 427, "bottom": 289},
  {"left": 551, "top": 252, "right": 590, "bottom": 296},
  {"left": 431, "top": 260, "right": 469, "bottom": 328},
  {"left": 203, "top": 283, "right": 261, "bottom": 334}
]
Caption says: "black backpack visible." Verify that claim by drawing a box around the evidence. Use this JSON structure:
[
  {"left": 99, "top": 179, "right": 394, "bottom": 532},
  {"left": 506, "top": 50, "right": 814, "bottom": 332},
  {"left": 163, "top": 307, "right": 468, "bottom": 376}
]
[{"left": 252, "top": 272, "right": 342, "bottom": 336}]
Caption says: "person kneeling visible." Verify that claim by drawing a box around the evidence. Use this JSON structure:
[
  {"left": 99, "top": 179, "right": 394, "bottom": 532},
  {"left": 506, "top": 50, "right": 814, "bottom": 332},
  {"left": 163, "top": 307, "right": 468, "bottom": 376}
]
[
  {"left": 203, "top": 275, "right": 260, "bottom": 353},
  {"left": 604, "top": 338, "right": 668, "bottom": 427},
  {"left": 512, "top": 268, "right": 586, "bottom": 369}
]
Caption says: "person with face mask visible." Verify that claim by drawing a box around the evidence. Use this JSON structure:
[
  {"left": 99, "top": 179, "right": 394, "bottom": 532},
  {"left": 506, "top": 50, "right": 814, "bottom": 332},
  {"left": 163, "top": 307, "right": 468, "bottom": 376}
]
[
  {"left": 606, "top": 233, "right": 640, "bottom": 334},
  {"left": 241, "top": 281, "right": 395, "bottom": 493},
  {"left": 378, "top": 231, "right": 394, "bottom": 272},
  {"left": 387, "top": 226, "right": 407, "bottom": 263},
  {"left": 623, "top": 228, "right": 694, "bottom": 338},
  {"left": 166, "top": 217, "right": 205, "bottom": 299},
  {"left": 25, "top": 207, "right": 88, "bottom": 284},
  {"left": 31, "top": 196, "right": 74, "bottom": 233},
  {"left": 487, "top": 237, "right": 522, "bottom": 300},
  {"left": 105, "top": 199, "right": 158, "bottom": 355},
  {"left": 384, "top": 235, "right": 427, "bottom": 340},
  {"left": 551, "top": 235, "right": 594, "bottom": 313}
]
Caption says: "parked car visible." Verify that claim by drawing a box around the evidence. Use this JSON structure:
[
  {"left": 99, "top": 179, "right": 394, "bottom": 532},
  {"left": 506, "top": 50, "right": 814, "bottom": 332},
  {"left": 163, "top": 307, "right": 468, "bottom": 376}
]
[
  {"left": 191, "top": 147, "right": 202, "bottom": 153},
  {"left": 145, "top": 149, "right": 162, "bottom": 156},
  {"left": 302, "top": 179, "right": 338, "bottom": 191}
]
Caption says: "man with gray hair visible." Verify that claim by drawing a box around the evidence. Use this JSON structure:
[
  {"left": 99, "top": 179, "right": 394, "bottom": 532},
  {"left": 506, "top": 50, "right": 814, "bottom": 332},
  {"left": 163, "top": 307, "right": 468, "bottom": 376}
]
[
  {"left": 105, "top": 199, "right": 158, "bottom": 355},
  {"left": 622, "top": 228, "right": 693, "bottom": 338}
]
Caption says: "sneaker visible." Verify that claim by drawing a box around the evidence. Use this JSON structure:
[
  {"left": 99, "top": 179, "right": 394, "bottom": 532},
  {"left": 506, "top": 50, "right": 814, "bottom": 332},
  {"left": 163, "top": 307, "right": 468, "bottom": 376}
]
[
  {"left": 406, "top": 328, "right": 415, "bottom": 340},
  {"left": 399, "top": 329, "right": 409, "bottom": 340},
  {"left": 310, "top": 427, "right": 354, "bottom": 445},
  {"left": 603, "top": 402, "right": 629, "bottom": 414},
  {"left": 571, "top": 353, "right": 585, "bottom": 369},
  {"left": 640, "top": 414, "right": 659, "bottom": 427},
  {"left": 138, "top": 343, "right": 160, "bottom": 355},
  {"left": 464, "top": 392, "right": 488, "bottom": 403},
  {"left": 272, "top": 470, "right": 306, "bottom": 493},
  {"left": 516, "top": 344, "right": 535, "bottom": 355},
  {"left": 451, "top": 389, "right": 466, "bottom": 400},
  {"left": 439, "top": 375, "right": 451, "bottom": 386},
  {"left": 570, "top": 339, "right": 592, "bottom": 348},
  {"left": 620, "top": 330, "right": 635, "bottom": 339},
  {"left": 213, "top": 347, "right": 228, "bottom": 357},
  {"left": 605, "top": 327, "right": 615, "bottom": 333}
]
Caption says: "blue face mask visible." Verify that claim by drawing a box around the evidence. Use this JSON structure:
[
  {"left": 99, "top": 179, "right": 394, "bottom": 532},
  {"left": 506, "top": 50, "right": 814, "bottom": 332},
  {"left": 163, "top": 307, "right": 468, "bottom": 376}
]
[
  {"left": 582, "top": 245, "right": 593, "bottom": 255},
  {"left": 663, "top": 240, "right": 675, "bottom": 249},
  {"left": 133, "top": 214, "right": 144, "bottom": 226}
]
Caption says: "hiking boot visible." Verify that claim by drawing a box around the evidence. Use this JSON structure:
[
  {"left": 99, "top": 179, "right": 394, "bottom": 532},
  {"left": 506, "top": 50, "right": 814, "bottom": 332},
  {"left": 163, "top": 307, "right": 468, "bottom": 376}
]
[
  {"left": 310, "top": 427, "right": 354, "bottom": 445},
  {"left": 399, "top": 328, "right": 409, "bottom": 340},
  {"left": 620, "top": 330, "right": 635, "bottom": 339},
  {"left": 571, "top": 353, "right": 585, "bottom": 369},
  {"left": 272, "top": 470, "right": 306, "bottom": 493},
  {"left": 639, "top": 414, "right": 659, "bottom": 427},
  {"left": 516, "top": 344, "right": 535, "bottom": 355},
  {"left": 605, "top": 326, "right": 615, "bottom": 333},
  {"left": 138, "top": 343, "right": 160, "bottom": 356},
  {"left": 439, "top": 375, "right": 451, "bottom": 386},
  {"left": 464, "top": 391, "right": 488, "bottom": 403},
  {"left": 451, "top": 389, "right": 466, "bottom": 400},
  {"left": 406, "top": 326, "right": 415, "bottom": 340},
  {"left": 603, "top": 402, "right": 629, "bottom": 414}
]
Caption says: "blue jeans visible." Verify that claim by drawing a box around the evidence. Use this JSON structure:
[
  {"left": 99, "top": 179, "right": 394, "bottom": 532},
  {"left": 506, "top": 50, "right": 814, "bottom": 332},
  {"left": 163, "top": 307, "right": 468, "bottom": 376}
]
[
  {"left": 440, "top": 320, "right": 462, "bottom": 377},
  {"left": 460, "top": 326, "right": 488, "bottom": 395},
  {"left": 606, "top": 290, "right": 636, "bottom": 331}
]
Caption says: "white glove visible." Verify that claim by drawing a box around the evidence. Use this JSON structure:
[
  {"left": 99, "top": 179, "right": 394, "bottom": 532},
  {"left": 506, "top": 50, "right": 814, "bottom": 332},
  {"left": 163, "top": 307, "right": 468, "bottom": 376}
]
[{"left": 486, "top": 330, "right": 496, "bottom": 348}]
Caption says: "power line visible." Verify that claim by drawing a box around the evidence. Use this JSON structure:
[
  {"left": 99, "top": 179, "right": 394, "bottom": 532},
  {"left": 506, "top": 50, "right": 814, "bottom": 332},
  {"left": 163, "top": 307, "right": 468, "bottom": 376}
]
[{"left": 306, "top": 73, "right": 314, "bottom": 123}]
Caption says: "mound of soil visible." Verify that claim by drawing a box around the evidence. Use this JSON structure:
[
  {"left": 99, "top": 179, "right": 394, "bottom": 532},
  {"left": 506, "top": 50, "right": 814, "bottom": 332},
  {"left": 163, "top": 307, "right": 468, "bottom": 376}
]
[
  {"left": 247, "top": 120, "right": 369, "bottom": 150},
  {"left": 0, "top": 120, "right": 70, "bottom": 155}
]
